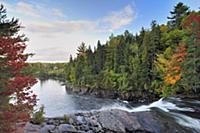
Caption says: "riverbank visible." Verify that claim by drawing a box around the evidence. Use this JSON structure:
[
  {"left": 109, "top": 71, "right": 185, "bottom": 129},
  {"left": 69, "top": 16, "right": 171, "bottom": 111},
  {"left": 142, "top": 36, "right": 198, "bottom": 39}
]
[
  {"left": 65, "top": 83, "right": 159, "bottom": 103},
  {"left": 24, "top": 95, "right": 200, "bottom": 133},
  {"left": 25, "top": 109, "right": 193, "bottom": 133}
]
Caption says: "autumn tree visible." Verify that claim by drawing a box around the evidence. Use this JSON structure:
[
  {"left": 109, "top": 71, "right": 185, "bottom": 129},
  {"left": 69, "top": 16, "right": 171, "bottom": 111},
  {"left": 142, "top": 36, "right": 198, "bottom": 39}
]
[
  {"left": 181, "top": 12, "right": 200, "bottom": 93},
  {"left": 0, "top": 5, "right": 37, "bottom": 132},
  {"left": 64, "top": 3, "right": 199, "bottom": 98},
  {"left": 155, "top": 44, "right": 186, "bottom": 96}
]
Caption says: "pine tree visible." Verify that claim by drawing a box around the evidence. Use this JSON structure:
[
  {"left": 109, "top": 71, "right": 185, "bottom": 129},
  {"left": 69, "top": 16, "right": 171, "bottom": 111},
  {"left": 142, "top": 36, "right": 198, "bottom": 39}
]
[
  {"left": 167, "top": 2, "right": 189, "bottom": 29},
  {"left": 69, "top": 54, "right": 73, "bottom": 63}
]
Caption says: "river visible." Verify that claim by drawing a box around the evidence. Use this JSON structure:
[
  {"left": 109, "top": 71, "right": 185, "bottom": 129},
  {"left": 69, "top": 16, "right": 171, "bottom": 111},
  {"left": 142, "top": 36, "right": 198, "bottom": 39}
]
[{"left": 32, "top": 79, "right": 200, "bottom": 132}]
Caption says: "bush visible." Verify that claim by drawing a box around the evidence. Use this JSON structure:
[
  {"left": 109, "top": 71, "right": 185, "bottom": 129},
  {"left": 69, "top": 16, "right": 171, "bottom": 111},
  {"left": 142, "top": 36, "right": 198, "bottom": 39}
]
[
  {"left": 63, "top": 114, "right": 69, "bottom": 123},
  {"left": 31, "top": 105, "right": 45, "bottom": 124}
]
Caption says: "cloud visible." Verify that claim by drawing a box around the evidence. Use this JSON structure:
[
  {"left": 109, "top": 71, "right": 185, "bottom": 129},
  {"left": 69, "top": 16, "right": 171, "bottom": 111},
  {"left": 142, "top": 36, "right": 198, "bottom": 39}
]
[
  {"left": 25, "top": 20, "right": 96, "bottom": 33},
  {"left": 2, "top": 1, "right": 41, "bottom": 18},
  {"left": 2, "top": 1, "right": 65, "bottom": 19},
  {"left": 29, "top": 47, "right": 68, "bottom": 62},
  {"left": 1, "top": 1, "right": 135, "bottom": 62},
  {"left": 21, "top": 4, "right": 135, "bottom": 34},
  {"left": 52, "top": 9, "right": 65, "bottom": 17},
  {"left": 102, "top": 5, "right": 134, "bottom": 31},
  {"left": 16, "top": 2, "right": 41, "bottom": 18},
  {"left": 2, "top": 1, "right": 135, "bottom": 33}
]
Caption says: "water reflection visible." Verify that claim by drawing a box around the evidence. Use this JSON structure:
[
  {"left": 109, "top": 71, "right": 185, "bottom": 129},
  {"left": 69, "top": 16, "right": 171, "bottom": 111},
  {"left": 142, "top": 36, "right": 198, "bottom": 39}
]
[
  {"left": 31, "top": 79, "right": 129, "bottom": 117},
  {"left": 32, "top": 79, "right": 76, "bottom": 117}
]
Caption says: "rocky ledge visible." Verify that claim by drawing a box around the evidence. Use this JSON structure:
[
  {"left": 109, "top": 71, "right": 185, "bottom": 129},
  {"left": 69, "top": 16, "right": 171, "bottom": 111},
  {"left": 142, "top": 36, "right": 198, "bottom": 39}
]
[
  {"left": 25, "top": 109, "right": 191, "bottom": 133},
  {"left": 65, "top": 85, "right": 158, "bottom": 103}
]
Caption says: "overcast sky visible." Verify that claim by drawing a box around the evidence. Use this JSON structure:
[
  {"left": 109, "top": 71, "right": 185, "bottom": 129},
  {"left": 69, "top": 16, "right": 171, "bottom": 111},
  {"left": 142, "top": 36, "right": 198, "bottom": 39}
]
[{"left": 0, "top": 0, "right": 199, "bottom": 62}]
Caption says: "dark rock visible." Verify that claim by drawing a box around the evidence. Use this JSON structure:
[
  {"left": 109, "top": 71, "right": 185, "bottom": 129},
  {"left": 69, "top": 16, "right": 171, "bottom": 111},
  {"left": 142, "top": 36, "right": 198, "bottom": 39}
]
[
  {"left": 46, "top": 119, "right": 55, "bottom": 125},
  {"left": 137, "top": 109, "right": 192, "bottom": 133},
  {"left": 65, "top": 85, "right": 158, "bottom": 103}
]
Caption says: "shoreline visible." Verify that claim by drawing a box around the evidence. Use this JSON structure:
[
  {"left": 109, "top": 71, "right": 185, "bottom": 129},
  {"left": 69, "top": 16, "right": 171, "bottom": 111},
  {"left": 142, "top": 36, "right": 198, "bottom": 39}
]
[{"left": 25, "top": 108, "right": 192, "bottom": 133}]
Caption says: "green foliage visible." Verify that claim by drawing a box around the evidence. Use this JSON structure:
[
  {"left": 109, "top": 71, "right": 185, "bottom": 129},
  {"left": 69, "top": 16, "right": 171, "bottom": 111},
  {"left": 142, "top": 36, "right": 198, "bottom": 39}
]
[
  {"left": 63, "top": 114, "right": 69, "bottom": 124},
  {"left": 31, "top": 105, "right": 45, "bottom": 125},
  {"left": 181, "top": 21, "right": 200, "bottom": 93},
  {"left": 65, "top": 3, "right": 198, "bottom": 97},
  {"left": 167, "top": 2, "right": 189, "bottom": 29},
  {"left": 23, "top": 63, "right": 67, "bottom": 81},
  {"left": 25, "top": 3, "right": 199, "bottom": 98}
]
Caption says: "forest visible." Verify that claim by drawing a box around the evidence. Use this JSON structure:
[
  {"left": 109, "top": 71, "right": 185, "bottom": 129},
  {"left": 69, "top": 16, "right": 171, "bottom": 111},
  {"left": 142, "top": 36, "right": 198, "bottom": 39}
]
[
  {"left": 0, "top": 2, "right": 200, "bottom": 132},
  {"left": 64, "top": 3, "right": 200, "bottom": 97},
  {"left": 23, "top": 3, "right": 200, "bottom": 98},
  {"left": 23, "top": 63, "right": 66, "bottom": 81}
]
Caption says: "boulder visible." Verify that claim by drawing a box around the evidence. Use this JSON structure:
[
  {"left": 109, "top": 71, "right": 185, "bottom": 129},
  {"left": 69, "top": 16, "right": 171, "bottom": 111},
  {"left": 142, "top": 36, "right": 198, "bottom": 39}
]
[
  {"left": 40, "top": 125, "right": 55, "bottom": 133},
  {"left": 58, "top": 124, "right": 77, "bottom": 133},
  {"left": 24, "top": 122, "right": 41, "bottom": 133}
]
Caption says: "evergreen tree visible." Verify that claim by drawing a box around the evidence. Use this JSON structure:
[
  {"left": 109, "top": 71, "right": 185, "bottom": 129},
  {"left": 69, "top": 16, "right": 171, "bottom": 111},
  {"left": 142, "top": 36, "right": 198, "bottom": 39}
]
[
  {"left": 0, "top": 5, "right": 21, "bottom": 37},
  {"left": 181, "top": 13, "right": 200, "bottom": 93},
  {"left": 69, "top": 54, "right": 73, "bottom": 63},
  {"left": 167, "top": 2, "right": 189, "bottom": 29}
]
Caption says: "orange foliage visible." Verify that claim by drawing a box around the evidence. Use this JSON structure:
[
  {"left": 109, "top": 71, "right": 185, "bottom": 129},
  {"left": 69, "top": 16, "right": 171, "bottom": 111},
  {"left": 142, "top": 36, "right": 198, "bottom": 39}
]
[{"left": 164, "top": 44, "right": 186, "bottom": 85}]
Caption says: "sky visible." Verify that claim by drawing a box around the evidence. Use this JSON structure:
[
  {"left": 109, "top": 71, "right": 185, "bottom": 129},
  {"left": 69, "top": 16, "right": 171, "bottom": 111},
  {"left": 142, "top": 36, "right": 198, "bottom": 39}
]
[{"left": 0, "top": 0, "right": 199, "bottom": 62}]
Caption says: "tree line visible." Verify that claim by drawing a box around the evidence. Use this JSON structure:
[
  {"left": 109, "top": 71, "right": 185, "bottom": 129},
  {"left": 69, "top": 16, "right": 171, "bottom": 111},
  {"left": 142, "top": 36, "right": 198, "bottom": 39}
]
[
  {"left": 65, "top": 3, "right": 200, "bottom": 97},
  {"left": 23, "top": 63, "right": 66, "bottom": 81}
]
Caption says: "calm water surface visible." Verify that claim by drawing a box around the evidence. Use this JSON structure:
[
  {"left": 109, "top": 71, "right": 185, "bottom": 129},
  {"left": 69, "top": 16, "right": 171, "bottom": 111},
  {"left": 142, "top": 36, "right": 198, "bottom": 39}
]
[{"left": 31, "top": 79, "right": 129, "bottom": 117}]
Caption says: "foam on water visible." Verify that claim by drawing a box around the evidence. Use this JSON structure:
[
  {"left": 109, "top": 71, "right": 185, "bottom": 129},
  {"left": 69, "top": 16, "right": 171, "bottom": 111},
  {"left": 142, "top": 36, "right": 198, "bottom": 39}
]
[
  {"left": 98, "top": 98, "right": 194, "bottom": 113},
  {"left": 97, "top": 103, "right": 133, "bottom": 112},
  {"left": 130, "top": 98, "right": 194, "bottom": 112},
  {"left": 171, "top": 112, "right": 200, "bottom": 132},
  {"left": 97, "top": 98, "right": 199, "bottom": 131}
]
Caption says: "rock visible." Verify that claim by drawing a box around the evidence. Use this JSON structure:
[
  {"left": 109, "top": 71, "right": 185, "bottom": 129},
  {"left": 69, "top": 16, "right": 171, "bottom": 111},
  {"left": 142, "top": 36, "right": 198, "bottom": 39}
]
[
  {"left": 110, "top": 110, "right": 144, "bottom": 132},
  {"left": 97, "top": 110, "right": 126, "bottom": 133},
  {"left": 76, "top": 116, "right": 86, "bottom": 125},
  {"left": 85, "top": 115, "right": 102, "bottom": 132},
  {"left": 86, "top": 130, "right": 94, "bottom": 133},
  {"left": 58, "top": 124, "right": 77, "bottom": 133},
  {"left": 25, "top": 108, "right": 195, "bottom": 133},
  {"left": 46, "top": 119, "right": 55, "bottom": 125},
  {"left": 136, "top": 109, "right": 192, "bottom": 133},
  {"left": 24, "top": 122, "right": 41, "bottom": 133},
  {"left": 40, "top": 125, "right": 55, "bottom": 133},
  {"left": 69, "top": 118, "right": 75, "bottom": 125}
]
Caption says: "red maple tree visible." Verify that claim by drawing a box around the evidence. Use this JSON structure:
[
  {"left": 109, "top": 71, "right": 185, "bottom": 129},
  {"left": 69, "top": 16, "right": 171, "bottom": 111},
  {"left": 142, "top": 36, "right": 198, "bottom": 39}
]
[{"left": 0, "top": 37, "right": 37, "bottom": 132}]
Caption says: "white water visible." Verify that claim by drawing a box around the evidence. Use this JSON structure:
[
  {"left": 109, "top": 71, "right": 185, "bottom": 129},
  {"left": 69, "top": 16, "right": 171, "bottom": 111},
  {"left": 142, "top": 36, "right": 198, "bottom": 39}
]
[
  {"left": 171, "top": 112, "right": 200, "bottom": 132},
  {"left": 32, "top": 79, "right": 200, "bottom": 131},
  {"left": 97, "top": 98, "right": 199, "bottom": 131},
  {"left": 98, "top": 98, "right": 194, "bottom": 113}
]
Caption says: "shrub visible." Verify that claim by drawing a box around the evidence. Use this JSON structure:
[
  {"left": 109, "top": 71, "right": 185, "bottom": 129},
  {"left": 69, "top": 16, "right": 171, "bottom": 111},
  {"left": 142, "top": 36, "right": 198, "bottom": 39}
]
[
  {"left": 31, "top": 105, "right": 45, "bottom": 124},
  {"left": 63, "top": 114, "right": 69, "bottom": 123}
]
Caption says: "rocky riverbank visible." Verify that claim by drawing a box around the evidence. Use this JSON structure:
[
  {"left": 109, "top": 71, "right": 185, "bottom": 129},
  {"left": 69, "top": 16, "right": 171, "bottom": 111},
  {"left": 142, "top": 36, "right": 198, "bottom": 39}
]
[
  {"left": 25, "top": 109, "right": 192, "bottom": 133},
  {"left": 65, "top": 84, "right": 158, "bottom": 103}
]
